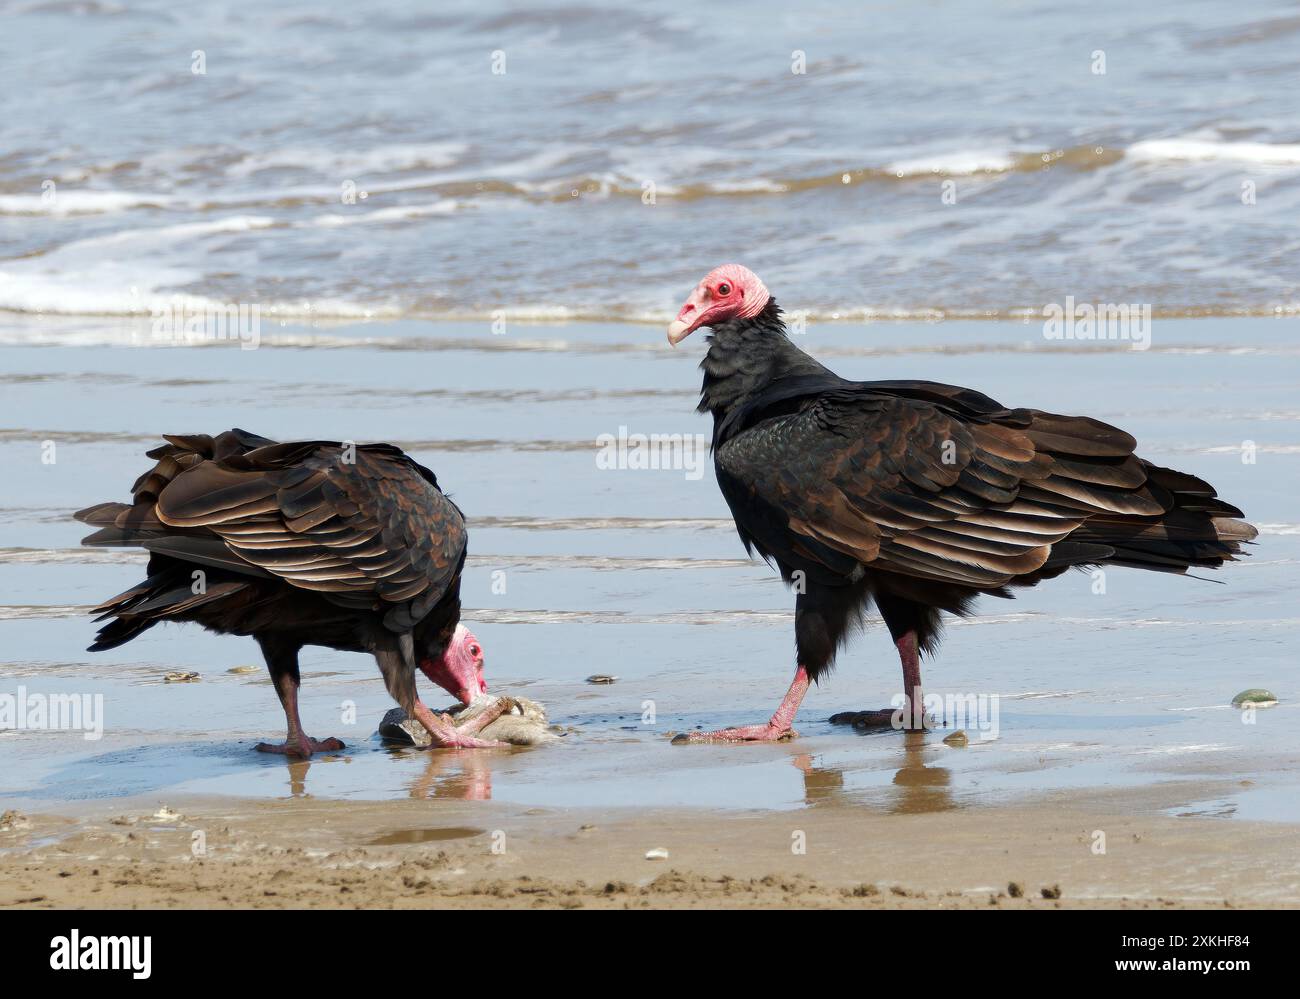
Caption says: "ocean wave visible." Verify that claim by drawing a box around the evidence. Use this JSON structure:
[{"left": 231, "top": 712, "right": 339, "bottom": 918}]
[
  {"left": 0, "top": 215, "right": 274, "bottom": 316},
  {"left": 4, "top": 317, "right": 1300, "bottom": 353},
  {"left": 0, "top": 190, "right": 181, "bottom": 216},
  {"left": 3, "top": 134, "right": 1300, "bottom": 321},
  {"left": 1128, "top": 138, "right": 1300, "bottom": 166},
  {"left": 0, "top": 547, "right": 143, "bottom": 565},
  {"left": 225, "top": 141, "right": 470, "bottom": 179},
  {"left": 305, "top": 200, "right": 461, "bottom": 227},
  {"left": 0, "top": 546, "right": 752, "bottom": 570},
  {"left": 15, "top": 135, "right": 1300, "bottom": 225},
  {"left": 0, "top": 147, "right": 577, "bottom": 218},
  {"left": 879, "top": 150, "right": 1021, "bottom": 177},
  {"left": 0, "top": 214, "right": 401, "bottom": 319},
  {"left": 511, "top": 144, "right": 1123, "bottom": 201}
]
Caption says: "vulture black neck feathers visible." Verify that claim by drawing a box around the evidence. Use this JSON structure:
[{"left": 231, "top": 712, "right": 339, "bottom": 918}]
[{"left": 699, "top": 300, "right": 844, "bottom": 440}]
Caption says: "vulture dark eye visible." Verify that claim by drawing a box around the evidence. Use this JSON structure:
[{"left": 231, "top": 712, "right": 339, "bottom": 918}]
[{"left": 718, "top": 283, "right": 731, "bottom": 295}]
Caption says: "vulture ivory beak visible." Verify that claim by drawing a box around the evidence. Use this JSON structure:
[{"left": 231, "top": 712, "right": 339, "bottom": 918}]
[{"left": 667, "top": 285, "right": 711, "bottom": 346}]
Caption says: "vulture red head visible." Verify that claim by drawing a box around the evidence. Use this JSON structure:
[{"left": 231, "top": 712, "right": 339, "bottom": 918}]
[
  {"left": 667, "top": 264, "right": 771, "bottom": 345},
  {"left": 420, "top": 623, "right": 489, "bottom": 706}
]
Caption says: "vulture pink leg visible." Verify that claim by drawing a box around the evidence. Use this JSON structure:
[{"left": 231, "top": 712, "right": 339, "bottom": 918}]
[
  {"left": 899, "top": 632, "right": 924, "bottom": 728},
  {"left": 673, "top": 666, "right": 810, "bottom": 744},
  {"left": 255, "top": 674, "right": 345, "bottom": 757},
  {"left": 411, "top": 698, "right": 508, "bottom": 749},
  {"left": 831, "top": 632, "right": 929, "bottom": 731},
  {"left": 453, "top": 696, "right": 521, "bottom": 736}
]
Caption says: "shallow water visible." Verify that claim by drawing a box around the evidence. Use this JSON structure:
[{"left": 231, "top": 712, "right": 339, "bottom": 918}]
[
  {"left": 2, "top": 0, "right": 1298, "bottom": 819},
  {"left": 1, "top": 315, "right": 1296, "bottom": 818},
  {"left": 3, "top": 0, "right": 1300, "bottom": 319}
]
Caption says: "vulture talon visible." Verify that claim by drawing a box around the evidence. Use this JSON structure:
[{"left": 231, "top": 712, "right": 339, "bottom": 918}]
[
  {"left": 674, "top": 667, "right": 809, "bottom": 745},
  {"left": 673, "top": 724, "right": 798, "bottom": 745},
  {"left": 413, "top": 697, "right": 508, "bottom": 749},
  {"left": 426, "top": 723, "right": 507, "bottom": 750},
  {"left": 255, "top": 736, "right": 345, "bottom": 757},
  {"left": 829, "top": 709, "right": 931, "bottom": 732}
]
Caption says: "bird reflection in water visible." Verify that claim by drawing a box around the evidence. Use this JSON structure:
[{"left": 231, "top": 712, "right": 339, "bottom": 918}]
[
  {"left": 263, "top": 746, "right": 496, "bottom": 800},
  {"left": 887, "top": 732, "right": 954, "bottom": 814},
  {"left": 408, "top": 748, "right": 498, "bottom": 801},
  {"left": 275, "top": 757, "right": 324, "bottom": 798},
  {"left": 790, "top": 732, "right": 954, "bottom": 813}
]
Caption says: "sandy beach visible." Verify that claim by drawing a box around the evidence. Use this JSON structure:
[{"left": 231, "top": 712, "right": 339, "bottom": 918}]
[
  {"left": 2, "top": 1, "right": 1298, "bottom": 922},
  {"left": 6, "top": 777, "right": 1300, "bottom": 909},
  {"left": 2, "top": 313, "right": 1298, "bottom": 913}
]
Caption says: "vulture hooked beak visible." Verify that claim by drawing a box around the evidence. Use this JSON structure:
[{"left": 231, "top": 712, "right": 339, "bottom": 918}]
[
  {"left": 667, "top": 283, "right": 713, "bottom": 346},
  {"left": 420, "top": 624, "right": 489, "bottom": 707}
]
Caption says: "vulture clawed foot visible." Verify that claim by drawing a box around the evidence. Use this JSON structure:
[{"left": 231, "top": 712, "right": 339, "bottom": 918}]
[
  {"left": 671, "top": 724, "right": 799, "bottom": 745},
  {"left": 828, "top": 708, "right": 932, "bottom": 732},
  {"left": 254, "top": 735, "right": 346, "bottom": 758},
  {"left": 413, "top": 697, "right": 510, "bottom": 749},
  {"left": 429, "top": 724, "right": 508, "bottom": 750}
]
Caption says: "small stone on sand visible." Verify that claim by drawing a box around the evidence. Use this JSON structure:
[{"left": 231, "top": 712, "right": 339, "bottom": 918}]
[
  {"left": 586, "top": 674, "right": 618, "bottom": 684},
  {"left": 0, "top": 810, "right": 30, "bottom": 832},
  {"left": 227, "top": 665, "right": 260, "bottom": 675},
  {"left": 645, "top": 847, "right": 670, "bottom": 860},
  {"left": 943, "top": 730, "right": 969, "bottom": 747},
  {"left": 164, "top": 671, "right": 200, "bottom": 683}
]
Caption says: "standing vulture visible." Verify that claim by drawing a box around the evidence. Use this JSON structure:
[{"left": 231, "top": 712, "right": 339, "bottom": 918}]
[
  {"left": 667, "top": 265, "right": 1257, "bottom": 742},
  {"left": 76, "top": 429, "right": 509, "bottom": 756}
]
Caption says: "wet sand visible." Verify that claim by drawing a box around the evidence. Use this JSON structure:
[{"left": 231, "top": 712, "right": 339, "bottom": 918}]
[
  {"left": 4, "top": 779, "right": 1298, "bottom": 909},
  {"left": 6, "top": 0, "right": 1300, "bottom": 914},
  {"left": 1, "top": 314, "right": 1297, "bottom": 909}
]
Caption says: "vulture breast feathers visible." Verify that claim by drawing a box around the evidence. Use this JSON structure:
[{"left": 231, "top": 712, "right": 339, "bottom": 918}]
[
  {"left": 713, "top": 378, "right": 1221, "bottom": 590},
  {"left": 121, "top": 431, "right": 466, "bottom": 633}
]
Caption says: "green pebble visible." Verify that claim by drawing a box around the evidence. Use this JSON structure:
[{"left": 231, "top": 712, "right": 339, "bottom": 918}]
[{"left": 1231, "top": 688, "right": 1278, "bottom": 708}]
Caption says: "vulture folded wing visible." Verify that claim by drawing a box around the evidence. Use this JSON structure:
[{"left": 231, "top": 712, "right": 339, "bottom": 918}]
[
  {"left": 717, "top": 389, "right": 1171, "bottom": 588},
  {"left": 154, "top": 444, "right": 466, "bottom": 631}
]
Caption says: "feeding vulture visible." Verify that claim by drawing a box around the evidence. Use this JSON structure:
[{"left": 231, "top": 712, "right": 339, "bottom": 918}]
[
  {"left": 75, "top": 428, "right": 510, "bottom": 756},
  {"left": 667, "top": 264, "right": 1257, "bottom": 742}
]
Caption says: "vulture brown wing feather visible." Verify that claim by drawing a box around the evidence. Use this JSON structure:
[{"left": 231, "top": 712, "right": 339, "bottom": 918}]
[
  {"left": 718, "top": 392, "right": 1174, "bottom": 588},
  {"left": 153, "top": 445, "right": 466, "bottom": 627}
]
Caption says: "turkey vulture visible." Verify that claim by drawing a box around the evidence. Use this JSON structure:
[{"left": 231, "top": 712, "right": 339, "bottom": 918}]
[
  {"left": 667, "top": 264, "right": 1258, "bottom": 742},
  {"left": 75, "top": 429, "right": 510, "bottom": 756}
]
